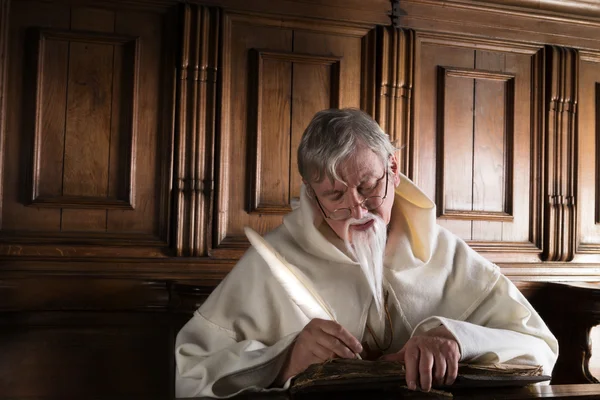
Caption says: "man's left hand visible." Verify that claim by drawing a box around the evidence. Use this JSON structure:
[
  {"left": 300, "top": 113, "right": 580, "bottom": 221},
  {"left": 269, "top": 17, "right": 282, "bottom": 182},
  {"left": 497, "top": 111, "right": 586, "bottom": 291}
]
[{"left": 380, "top": 325, "right": 460, "bottom": 392}]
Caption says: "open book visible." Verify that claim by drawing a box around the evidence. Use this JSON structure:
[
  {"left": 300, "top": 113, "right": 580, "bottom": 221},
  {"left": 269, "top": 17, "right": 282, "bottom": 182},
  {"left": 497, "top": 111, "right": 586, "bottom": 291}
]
[{"left": 290, "top": 359, "right": 550, "bottom": 396}]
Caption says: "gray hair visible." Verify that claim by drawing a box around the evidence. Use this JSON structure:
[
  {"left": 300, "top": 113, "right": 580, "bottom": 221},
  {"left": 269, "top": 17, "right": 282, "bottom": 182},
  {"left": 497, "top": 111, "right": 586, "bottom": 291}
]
[{"left": 297, "top": 108, "right": 397, "bottom": 184}]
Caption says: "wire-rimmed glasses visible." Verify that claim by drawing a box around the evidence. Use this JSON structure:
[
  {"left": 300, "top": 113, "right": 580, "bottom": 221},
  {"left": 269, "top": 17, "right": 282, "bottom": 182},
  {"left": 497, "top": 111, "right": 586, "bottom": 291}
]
[{"left": 313, "top": 170, "right": 389, "bottom": 220}]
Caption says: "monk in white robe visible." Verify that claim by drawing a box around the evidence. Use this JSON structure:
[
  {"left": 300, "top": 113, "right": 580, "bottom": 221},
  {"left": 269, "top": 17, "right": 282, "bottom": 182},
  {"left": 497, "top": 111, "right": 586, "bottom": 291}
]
[{"left": 175, "top": 108, "right": 558, "bottom": 398}]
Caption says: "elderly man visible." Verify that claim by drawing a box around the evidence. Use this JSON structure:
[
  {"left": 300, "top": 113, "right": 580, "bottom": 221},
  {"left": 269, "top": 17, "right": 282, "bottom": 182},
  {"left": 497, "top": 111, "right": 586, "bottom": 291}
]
[{"left": 175, "top": 108, "right": 558, "bottom": 398}]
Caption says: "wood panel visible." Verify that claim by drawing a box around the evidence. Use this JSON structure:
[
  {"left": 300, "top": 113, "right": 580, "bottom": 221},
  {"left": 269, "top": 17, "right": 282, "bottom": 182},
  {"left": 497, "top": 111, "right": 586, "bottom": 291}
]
[
  {"left": 575, "top": 50, "right": 600, "bottom": 263},
  {"left": 248, "top": 51, "right": 340, "bottom": 213},
  {"left": 1, "top": 0, "right": 174, "bottom": 256},
  {"left": 413, "top": 32, "right": 543, "bottom": 262},
  {"left": 31, "top": 28, "right": 138, "bottom": 210},
  {"left": 211, "top": 12, "right": 371, "bottom": 258},
  {"left": 437, "top": 67, "right": 513, "bottom": 221}
]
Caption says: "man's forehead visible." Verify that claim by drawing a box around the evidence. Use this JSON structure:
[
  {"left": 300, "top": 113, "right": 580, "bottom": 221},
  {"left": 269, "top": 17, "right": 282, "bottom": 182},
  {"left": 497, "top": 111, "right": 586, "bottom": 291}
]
[{"left": 313, "top": 164, "right": 383, "bottom": 191}]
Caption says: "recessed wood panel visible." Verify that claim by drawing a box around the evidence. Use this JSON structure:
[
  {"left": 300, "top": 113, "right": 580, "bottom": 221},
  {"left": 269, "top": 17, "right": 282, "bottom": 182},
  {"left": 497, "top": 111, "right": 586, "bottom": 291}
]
[
  {"left": 213, "top": 12, "right": 370, "bottom": 257},
  {"left": 249, "top": 51, "right": 341, "bottom": 214},
  {"left": 1, "top": 1, "right": 172, "bottom": 252},
  {"left": 31, "top": 29, "right": 139, "bottom": 210},
  {"left": 438, "top": 67, "right": 514, "bottom": 221},
  {"left": 414, "top": 33, "right": 543, "bottom": 262}
]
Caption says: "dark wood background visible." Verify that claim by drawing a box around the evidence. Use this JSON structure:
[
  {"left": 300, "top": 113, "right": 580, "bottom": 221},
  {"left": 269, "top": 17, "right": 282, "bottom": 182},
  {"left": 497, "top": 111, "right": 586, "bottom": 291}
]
[{"left": 1, "top": 0, "right": 600, "bottom": 397}]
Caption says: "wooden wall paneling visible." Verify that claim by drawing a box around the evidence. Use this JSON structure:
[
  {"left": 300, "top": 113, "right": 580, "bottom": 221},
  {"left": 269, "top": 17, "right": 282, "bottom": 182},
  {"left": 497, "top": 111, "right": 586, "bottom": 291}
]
[
  {"left": 471, "top": 52, "right": 513, "bottom": 242},
  {"left": 293, "top": 26, "right": 364, "bottom": 107},
  {"left": 211, "top": 12, "right": 371, "bottom": 258},
  {"left": 398, "top": 1, "right": 600, "bottom": 51},
  {"left": 191, "top": 0, "right": 390, "bottom": 26},
  {"left": 0, "top": 0, "right": 9, "bottom": 228},
  {"left": 212, "top": 12, "right": 293, "bottom": 258},
  {"left": 543, "top": 46, "right": 578, "bottom": 262},
  {"left": 60, "top": 9, "right": 116, "bottom": 233},
  {"left": 415, "top": 37, "right": 474, "bottom": 240},
  {"left": 3, "top": 0, "right": 69, "bottom": 233},
  {"left": 249, "top": 50, "right": 341, "bottom": 213},
  {"left": 373, "top": 27, "right": 414, "bottom": 177},
  {"left": 290, "top": 56, "right": 340, "bottom": 205},
  {"left": 248, "top": 51, "right": 292, "bottom": 213},
  {"left": 173, "top": 4, "right": 219, "bottom": 257},
  {"left": 105, "top": 7, "right": 168, "bottom": 239},
  {"left": 575, "top": 50, "right": 600, "bottom": 262},
  {"left": 413, "top": 32, "right": 544, "bottom": 263},
  {"left": 1, "top": 1, "right": 175, "bottom": 258}
]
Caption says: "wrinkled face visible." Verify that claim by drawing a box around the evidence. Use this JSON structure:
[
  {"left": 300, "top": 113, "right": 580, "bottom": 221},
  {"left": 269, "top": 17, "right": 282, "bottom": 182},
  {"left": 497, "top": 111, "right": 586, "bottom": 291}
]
[{"left": 307, "top": 147, "right": 400, "bottom": 242}]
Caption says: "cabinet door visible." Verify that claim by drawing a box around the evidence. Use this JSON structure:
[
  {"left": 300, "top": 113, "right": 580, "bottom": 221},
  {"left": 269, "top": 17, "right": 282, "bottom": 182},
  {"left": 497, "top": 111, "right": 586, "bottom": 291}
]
[
  {"left": 1, "top": 1, "right": 174, "bottom": 258},
  {"left": 210, "top": 12, "right": 372, "bottom": 258},
  {"left": 576, "top": 51, "right": 600, "bottom": 262},
  {"left": 413, "top": 32, "right": 544, "bottom": 263}
]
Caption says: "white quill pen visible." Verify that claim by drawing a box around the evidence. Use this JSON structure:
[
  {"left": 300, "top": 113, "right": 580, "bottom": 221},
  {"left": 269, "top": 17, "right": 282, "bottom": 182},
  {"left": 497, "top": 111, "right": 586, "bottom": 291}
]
[{"left": 244, "top": 227, "right": 361, "bottom": 359}]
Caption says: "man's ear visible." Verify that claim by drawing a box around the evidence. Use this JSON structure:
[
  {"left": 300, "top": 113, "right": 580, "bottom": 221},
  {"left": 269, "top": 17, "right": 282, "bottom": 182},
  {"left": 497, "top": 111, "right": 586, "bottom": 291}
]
[{"left": 389, "top": 154, "right": 401, "bottom": 187}]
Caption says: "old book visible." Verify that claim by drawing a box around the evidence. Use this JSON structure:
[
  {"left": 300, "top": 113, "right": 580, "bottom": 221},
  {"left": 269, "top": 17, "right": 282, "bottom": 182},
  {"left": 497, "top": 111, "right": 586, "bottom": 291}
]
[{"left": 290, "top": 359, "right": 550, "bottom": 396}]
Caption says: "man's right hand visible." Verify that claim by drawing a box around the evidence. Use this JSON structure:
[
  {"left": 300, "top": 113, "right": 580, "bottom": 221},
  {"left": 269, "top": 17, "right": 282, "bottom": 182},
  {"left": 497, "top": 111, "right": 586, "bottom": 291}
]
[{"left": 275, "top": 318, "right": 363, "bottom": 385}]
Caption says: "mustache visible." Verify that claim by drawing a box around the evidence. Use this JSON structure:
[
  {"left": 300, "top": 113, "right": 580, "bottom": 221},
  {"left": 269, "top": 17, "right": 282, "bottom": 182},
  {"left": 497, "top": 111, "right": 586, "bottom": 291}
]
[{"left": 346, "top": 215, "right": 375, "bottom": 226}]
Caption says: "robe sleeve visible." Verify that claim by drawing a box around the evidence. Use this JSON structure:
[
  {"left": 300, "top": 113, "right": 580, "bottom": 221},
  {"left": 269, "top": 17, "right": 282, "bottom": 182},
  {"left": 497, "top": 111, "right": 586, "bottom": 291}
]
[
  {"left": 175, "top": 246, "right": 307, "bottom": 398},
  {"left": 175, "top": 311, "right": 297, "bottom": 398},
  {"left": 411, "top": 274, "right": 559, "bottom": 376}
]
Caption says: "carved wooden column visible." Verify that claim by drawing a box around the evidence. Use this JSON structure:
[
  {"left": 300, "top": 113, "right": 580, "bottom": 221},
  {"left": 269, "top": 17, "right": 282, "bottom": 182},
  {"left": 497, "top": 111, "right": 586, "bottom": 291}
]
[
  {"left": 362, "top": 27, "right": 414, "bottom": 177},
  {"left": 543, "top": 46, "right": 578, "bottom": 261},
  {"left": 378, "top": 27, "right": 414, "bottom": 177},
  {"left": 174, "top": 4, "right": 219, "bottom": 257},
  {"left": 0, "top": 0, "right": 9, "bottom": 227}
]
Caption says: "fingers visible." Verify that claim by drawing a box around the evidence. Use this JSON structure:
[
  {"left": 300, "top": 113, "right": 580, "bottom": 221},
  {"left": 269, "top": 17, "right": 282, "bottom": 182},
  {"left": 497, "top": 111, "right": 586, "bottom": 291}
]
[
  {"left": 396, "top": 334, "right": 460, "bottom": 392},
  {"left": 445, "top": 353, "right": 459, "bottom": 385},
  {"left": 309, "top": 342, "right": 337, "bottom": 362},
  {"left": 315, "top": 334, "right": 355, "bottom": 359},
  {"left": 403, "top": 345, "right": 419, "bottom": 391},
  {"left": 432, "top": 354, "right": 447, "bottom": 387},
  {"left": 317, "top": 320, "right": 363, "bottom": 354},
  {"left": 418, "top": 349, "right": 434, "bottom": 391}
]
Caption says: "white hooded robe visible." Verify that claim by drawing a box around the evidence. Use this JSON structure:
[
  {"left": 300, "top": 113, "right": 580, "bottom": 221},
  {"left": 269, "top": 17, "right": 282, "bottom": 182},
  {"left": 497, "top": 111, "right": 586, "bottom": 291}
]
[{"left": 175, "top": 176, "right": 558, "bottom": 398}]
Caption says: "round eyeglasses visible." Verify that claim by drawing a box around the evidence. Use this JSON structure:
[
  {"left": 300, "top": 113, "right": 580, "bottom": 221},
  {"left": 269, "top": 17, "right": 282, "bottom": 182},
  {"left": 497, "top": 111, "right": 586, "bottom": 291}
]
[{"left": 313, "top": 170, "right": 389, "bottom": 221}]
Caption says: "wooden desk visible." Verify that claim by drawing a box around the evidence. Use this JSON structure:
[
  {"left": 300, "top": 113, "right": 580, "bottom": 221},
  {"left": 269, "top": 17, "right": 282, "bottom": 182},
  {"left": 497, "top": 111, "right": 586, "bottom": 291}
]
[{"left": 189, "top": 384, "right": 600, "bottom": 399}]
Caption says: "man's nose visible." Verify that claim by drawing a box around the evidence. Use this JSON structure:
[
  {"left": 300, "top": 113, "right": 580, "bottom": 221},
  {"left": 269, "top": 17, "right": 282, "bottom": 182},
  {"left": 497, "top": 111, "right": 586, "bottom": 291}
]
[{"left": 349, "top": 200, "right": 368, "bottom": 219}]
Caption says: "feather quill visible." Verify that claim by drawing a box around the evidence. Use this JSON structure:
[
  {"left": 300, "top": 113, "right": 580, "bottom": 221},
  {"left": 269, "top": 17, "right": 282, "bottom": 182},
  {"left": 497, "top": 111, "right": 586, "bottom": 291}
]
[
  {"left": 244, "top": 227, "right": 334, "bottom": 321},
  {"left": 245, "top": 227, "right": 362, "bottom": 359}
]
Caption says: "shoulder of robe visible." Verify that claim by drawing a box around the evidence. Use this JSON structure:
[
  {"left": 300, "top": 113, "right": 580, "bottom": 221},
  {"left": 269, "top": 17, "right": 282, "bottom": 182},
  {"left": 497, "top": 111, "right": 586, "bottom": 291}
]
[
  {"left": 198, "top": 225, "right": 300, "bottom": 321},
  {"left": 434, "top": 225, "right": 501, "bottom": 292}
]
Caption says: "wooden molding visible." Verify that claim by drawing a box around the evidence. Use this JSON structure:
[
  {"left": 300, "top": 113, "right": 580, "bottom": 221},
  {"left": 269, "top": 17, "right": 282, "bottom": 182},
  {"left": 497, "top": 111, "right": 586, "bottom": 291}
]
[
  {"left": 543, "top": 46, "right": 578, "bottom": 262},
  {"left": 173, "top": 4, "right": 220, "bottom": 257},
  {"left": 438, "top": 0, "right": 600, "bottom": 22},
  {"left": 0, "top": 0, "right": 9, "bottom": 228},
  {"left": 29, "top": 29, "right": 139, "bottom": 209},
  {"left": 248, "top": 50, "right": 340, "bottom": 214},
  {"left": 374, "top": 27, "right": 414, "bottom": 177},
  {"left": 436, "top": 66, "right": 515, "bottom": 221}
]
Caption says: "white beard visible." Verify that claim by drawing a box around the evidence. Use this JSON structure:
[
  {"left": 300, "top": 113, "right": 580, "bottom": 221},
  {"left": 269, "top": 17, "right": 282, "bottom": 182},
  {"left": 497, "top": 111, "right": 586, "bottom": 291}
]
[{"left": 343, "top": 214, "right": 387, "bottom": 321}]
